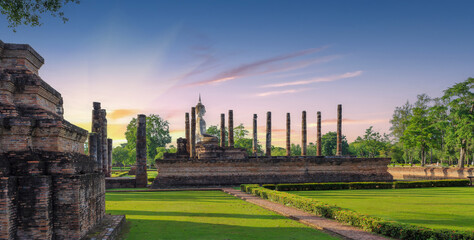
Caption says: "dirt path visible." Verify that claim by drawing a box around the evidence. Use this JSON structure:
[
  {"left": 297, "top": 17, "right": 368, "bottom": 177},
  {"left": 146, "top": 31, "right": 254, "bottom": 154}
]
[{"left": 222, "top": 188, "right": 390, "bottom": 240}]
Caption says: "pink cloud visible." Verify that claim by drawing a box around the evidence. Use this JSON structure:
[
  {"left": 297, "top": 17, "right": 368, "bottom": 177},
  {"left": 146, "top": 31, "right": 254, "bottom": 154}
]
[
  {"left": 183, "top": 47, "right": 329, "bottom": 87},
  {"left": 262, "top": 70, "right": 363, "bottom": 88},
  {"left": 256, "top": 89, "right": 306, "bottom": 97}
]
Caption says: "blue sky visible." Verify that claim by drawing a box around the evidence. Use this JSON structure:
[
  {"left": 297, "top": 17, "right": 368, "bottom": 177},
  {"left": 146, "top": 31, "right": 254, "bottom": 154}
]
[{"left": 1, "top": 0, "right": 473, "bottom": 146}]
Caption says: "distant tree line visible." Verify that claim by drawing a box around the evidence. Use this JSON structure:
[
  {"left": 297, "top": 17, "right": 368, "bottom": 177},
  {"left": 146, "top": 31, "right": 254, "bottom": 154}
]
[{"left": 389, "top": 78, "right": 473, "bottom": 167}]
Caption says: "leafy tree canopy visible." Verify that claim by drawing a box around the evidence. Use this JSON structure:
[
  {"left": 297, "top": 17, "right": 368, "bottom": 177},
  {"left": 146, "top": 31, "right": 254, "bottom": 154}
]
[
  {"left": 125, "top": 114, "right": 172, "bottom": 165},
  {"left": 0, "top": 0, "right": 79, "bottom": 31}
]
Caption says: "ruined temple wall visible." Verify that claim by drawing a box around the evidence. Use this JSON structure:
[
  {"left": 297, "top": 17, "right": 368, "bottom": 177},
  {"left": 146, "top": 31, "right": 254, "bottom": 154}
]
[
  {"left": 388, "top": 167, "right": 474, "bottom": 180},
  {"left": 0, "top": 151, "right": 106, "bottom": 239},
  {"left": 152, "top": 157, "right": 392, "bottom": 188},
  {"left": 0, "top": 41, "right": 108, "bottom": 240}
]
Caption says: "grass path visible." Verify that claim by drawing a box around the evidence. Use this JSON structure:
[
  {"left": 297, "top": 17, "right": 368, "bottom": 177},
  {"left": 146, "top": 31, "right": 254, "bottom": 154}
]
[
  {"left": 291, "top": 187, "right": 474, "bottom": 231},
  {"left": 106, "top": 191, "right": 337, "bottom": 240}
]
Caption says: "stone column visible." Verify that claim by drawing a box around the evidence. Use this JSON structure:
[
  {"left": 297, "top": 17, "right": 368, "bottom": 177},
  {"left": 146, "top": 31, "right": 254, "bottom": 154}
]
[
  {"left": 253, "top": 114, "right": 258, "bottom": 155},
  {"left": 91, "top": 102, "right": 102, "bottom": 171},
  {"left": 266, "top": 111, "right": 271, "bottom": 156},
  {"left": 89, "top": 133, "right": 98, "bottom": 171},
  {"left": 228, "top": 110, "right": 234, "bottom": 147},
  {"left": 136, "top": 114, "right": 148, "bottom": 187},
  {"left": 100, "top": 109, "right": 108, "bottom": 175},
  {"left": 220, "top": 113, "right": 225, "bottom": 147},
  {"left": 302, "top": 111, "right": 307, "bottom": 156},
  {"left": 317, "top": 111, "right": 322, "bottom": 156},
  {"left": 336, "top": 104, "right": 342, "bottom": 156},
  {"left": 191, "top": 107, "right": 196, "bottom": 158},
  {"left": 286, "top": 113, "right": 291, "bottom": 156},
  {"left": 185, "top": 112, "right": 190, "bottom": 153},
  {"left": 107, "top": 138, "right": 112, "bottom": 177}
]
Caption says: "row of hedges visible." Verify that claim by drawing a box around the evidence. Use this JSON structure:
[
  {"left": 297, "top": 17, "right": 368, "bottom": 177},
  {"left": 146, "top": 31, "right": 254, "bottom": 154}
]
[
  {"left": 241, "top": 185, "right": 474, "bottom": 240},
  {"left": 393, "top": 180, "right": 469, "bottom": 188},
  {"left": 110, "top": 171, "right": 128, "bottom": 178},
  {"left": 266, "top": 179, "right": 470, "bottom": 191}
]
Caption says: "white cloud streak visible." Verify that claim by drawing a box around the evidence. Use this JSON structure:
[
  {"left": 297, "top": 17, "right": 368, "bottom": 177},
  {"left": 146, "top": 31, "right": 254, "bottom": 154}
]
[{"left": 262, "top": 70, "right": 363, "bottom": 88}]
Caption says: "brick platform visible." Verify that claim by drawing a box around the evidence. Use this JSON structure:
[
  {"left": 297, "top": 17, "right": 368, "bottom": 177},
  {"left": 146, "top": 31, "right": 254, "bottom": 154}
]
[
  {"left": 84, "top": 215, "right": 126, "bottom": 240},
  {"left": 105, "top": 177, "right": 136, "bottom": 189},
  {"left": 152, "top": 156, "right": 392, "bottom": 188}
]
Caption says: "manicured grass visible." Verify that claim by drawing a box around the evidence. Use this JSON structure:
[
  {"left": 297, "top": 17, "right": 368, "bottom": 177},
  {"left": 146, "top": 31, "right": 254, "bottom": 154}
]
[
  {"left": 111, "top": 170, "right": 158, "bottom": 180},
  {"left": 291, "top": 187, "right": 474, "bottom": 231},
  {"left": 106, "top": 191, "right": 337, "bottom": 240},
  {"left": 107, "top": 188, "right": 149, "bottom": 191}
]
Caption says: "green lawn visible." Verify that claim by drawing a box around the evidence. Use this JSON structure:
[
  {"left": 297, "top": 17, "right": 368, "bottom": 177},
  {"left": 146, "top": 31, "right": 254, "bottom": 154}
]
[
  {"left": 106, "top": 191, "right": 337, "bottom": 240},
  {"left": 111, "top": 170, "right": 158, "bottom": 179},
  {"left": 291, "top": 187, "right": 474, "bottom": 231}
]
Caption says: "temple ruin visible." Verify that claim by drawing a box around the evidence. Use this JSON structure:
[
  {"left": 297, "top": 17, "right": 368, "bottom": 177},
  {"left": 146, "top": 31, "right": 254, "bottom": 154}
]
[
  {"left": 0, "top": 40, "right": 123, "bottom": 239},
  {"left": 151, "top": 98, "right": 392, "bottom": 188}
]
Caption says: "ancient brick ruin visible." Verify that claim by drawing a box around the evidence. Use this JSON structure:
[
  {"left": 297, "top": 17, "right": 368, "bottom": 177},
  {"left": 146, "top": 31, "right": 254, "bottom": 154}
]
[
  {"left": 0, "top": 40, "right": 123, "bottom": 239},
  {"left": 151, "top": 99, "right": 392, "bottom": 188}
]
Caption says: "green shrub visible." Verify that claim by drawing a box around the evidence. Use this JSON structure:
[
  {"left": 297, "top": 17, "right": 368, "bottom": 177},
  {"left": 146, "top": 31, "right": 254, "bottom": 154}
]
[
  {"left": 240, "top": 184, "right": 259, "bottom": 193},
  {"left": 276, "top": 182, "right": 350, "bottom": 191},
  {"left": 394, "top": 179, "right": 469, "bottom": 189},
  {"left": 262, "top": 184, "right": 276, "bottom": 190},
  {"left": 148, "top": 177, "right": 155, "bottom": 182},
  {"left": 240, "top": 185, "right": 474, "bottom": 240},
  {"left": 349, "top": 182, "right": 393, "bottom": 190},
  {"left": 274, "top": 180, "right": 469, "bottom": 191}
]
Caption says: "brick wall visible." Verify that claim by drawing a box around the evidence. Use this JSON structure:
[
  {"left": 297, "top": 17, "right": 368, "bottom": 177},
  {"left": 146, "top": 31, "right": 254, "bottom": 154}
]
[
  {"left": 152, "top": 156, "right": 392, "bottom": 188},
  {"left": 388, "top": 167, "right": 474, "bottom": 180},
  {"left": 0, "top": 151, "right": 106, "bottom": 239}
]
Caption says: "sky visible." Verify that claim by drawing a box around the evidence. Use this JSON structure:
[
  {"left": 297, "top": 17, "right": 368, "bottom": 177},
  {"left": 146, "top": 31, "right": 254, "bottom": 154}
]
[{"left": 1, "top": 0, "right": 473, "bottom": 147}]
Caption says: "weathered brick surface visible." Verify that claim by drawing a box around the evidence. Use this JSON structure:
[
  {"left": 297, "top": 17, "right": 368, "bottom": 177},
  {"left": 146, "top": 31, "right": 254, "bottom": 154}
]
[
  {"left": 0, "top": 41, "right": 115, "bottom": 240},
  {"left": 388, "top": 167, "right": 474, "bottom": 180},
  {"left": 152, "top": 156, "right": 392, "bottom": 188},
  {"left": 0, "top": 151, "right": 106, "bottom": 239},
  {"left": 105, "top": 177, "right": 136, "bottom": 189},
  {"left": 0, "top": 176, "right": 17, "bottom": 240},
  {"left": 52, "top": 173, "right": 105, "bottom": 239},
  {"left": 16, "top": 176, "right": 53, "bottom": 240}
]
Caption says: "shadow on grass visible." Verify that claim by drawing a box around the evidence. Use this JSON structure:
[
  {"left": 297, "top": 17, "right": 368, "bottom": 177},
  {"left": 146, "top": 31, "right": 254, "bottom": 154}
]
[
  {"left": 120, "top": 218, "right": 336, "bottom": 240},
  {"left": 393, "top": 211, "right": 474, "bottom": 231},
  {"left": 107, "top": 209, "right": 286, "bottom": 220},
  {"left": 105, "top": 191, "right": 233, "bottom": 203}
]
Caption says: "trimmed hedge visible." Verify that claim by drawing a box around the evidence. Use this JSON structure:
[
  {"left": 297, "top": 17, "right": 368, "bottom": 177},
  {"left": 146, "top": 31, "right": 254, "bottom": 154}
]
[
  {"left": 272, "top": 180, "right": 470, "bottom": 191},
  {"left": 275, "top": 182, "right": 349, "bottom": 191},
  {"left": 241, "top": 185, "right": 474, "bottom": 240},
  {"left": 261, "top": 184, "right": 276, "bottom": 190},
  {"left": 393, "top": 179, "right": 469, "bottom": 189}
]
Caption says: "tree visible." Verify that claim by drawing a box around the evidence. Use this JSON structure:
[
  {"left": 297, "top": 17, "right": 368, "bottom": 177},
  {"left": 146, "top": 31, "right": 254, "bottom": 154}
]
[
  {"left": 349, "top": 126, "right": 391, "bottom": 158},
  {"left": 206, "top": 125, "right": 228, "bottom": 145},
  {"left": 390, "top": 101, "right": 412, "bottom": 141},
  {"left": 402, "top": 94, "right": 439, "bottom": 166},
  {"left": 125, "top": 114, "right": 172, "bottom": 163},
  {"left": 290, "top": 143, "right": 301, "bottom": 156},
  {"left": 271, "top": 146, "right": 286, "bottom": 156},
  {"left": 112, "top": 144, "right": 133, "bottom": 169},
  {"left": 321, "top": 132, "right": 349, "bottom": 156},
  {"left": 1, "top": 0, "right": 79, "bottom": 31},
  {"left": 155, "top": 145, "right": 177, "bottom": 161},
  {"left": 442, "top": 78, "right": 474, "bottom": 167},
  {"left": 207, "top": 124, "right": 262, "bottom": 155}
]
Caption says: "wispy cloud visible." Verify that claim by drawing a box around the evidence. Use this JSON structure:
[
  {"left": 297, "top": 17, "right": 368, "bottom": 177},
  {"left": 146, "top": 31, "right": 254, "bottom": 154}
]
[
  {"left": 184, "top": 46, "right": 329, "bottom": 87},
  {"left": 108, "top": 109, "right": 140, "bottom": 120},
  {"left": 308, "top": 118, "right": 388, "bottom": 126},
  {"left": 256, "top": 89, "right": 306, "bottom": 97},
  {"left": 262, "top": 70, "right": 363, "bottom": 88}
]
